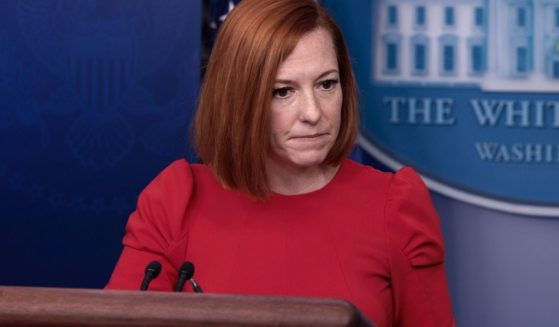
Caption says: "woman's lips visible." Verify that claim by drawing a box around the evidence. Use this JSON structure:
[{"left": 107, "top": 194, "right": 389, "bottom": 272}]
[{"left": 290, "top": 133, "right": 328, "bottom": 139}]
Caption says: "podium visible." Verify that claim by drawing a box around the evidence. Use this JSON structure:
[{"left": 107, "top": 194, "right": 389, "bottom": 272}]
[{"left": 0, "top": 286, "right": 375, "bottom": 326}]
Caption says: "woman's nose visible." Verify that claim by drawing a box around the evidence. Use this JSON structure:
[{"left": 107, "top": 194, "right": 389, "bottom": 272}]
[{"left": 298, "top": 90, "right": 321, "bottom": 124}]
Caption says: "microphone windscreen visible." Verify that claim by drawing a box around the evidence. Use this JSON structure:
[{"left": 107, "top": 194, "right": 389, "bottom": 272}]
[
  {"left": 178, "top": 262, "right": 195, "bottom": 280},
  {"left": 145, "top": 260, "right": 162, "bottom": 278}
]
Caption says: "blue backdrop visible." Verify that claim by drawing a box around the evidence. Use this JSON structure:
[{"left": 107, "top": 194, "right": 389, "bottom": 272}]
[{"left": 0, "top": 0, "right": 200, "bottom": 288}]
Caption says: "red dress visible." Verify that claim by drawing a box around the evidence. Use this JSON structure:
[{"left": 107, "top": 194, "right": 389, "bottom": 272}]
[{"left": 107, "top": 159, "right": 455, "bottom": 327}]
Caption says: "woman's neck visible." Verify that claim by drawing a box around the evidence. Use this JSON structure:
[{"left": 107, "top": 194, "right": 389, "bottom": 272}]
[{"left": 265, "top": 159, "right": 341, "bottom": 196}]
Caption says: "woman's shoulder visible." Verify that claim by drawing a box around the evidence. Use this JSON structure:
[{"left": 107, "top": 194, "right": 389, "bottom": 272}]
[
  {"left": 148, "top": 159, "right": 192, "bottom": 184},
  {"left": 382, "top": 165, "right": 446, "bottom": 268},
  {"left": 339, "top": 159, "right": 394, "bottom": 195},
  {"left": 154, "top": 159, "right": 199, "bottom": 180},
  {"left": 341, "top": 160, "right": 427, "bottom": 195},
  {"left": 141, "top": 159, "right": 234, "bottom": 213},
  {"left": 342, "top": 159, "right": 392, "bottom": 181},
  {"left": 342, "top": 160, "right": 444, "bottom": 265},
  {"left": 147, "top": 159, "right": 213, "bottom": 189}
]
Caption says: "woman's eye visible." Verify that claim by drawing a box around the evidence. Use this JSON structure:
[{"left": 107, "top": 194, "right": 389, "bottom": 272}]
[
  {"left": 272, "top": 87, "right": 292, "bottom": 98},
  {"left": 320, "top": 79, "right": 339, "bottom": 90}
]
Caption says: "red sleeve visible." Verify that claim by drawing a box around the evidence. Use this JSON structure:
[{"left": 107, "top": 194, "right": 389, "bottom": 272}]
[
  {"left": 385, "top": 167, "right": 456, "bottom": 327},
  {"left": 105, "top": 160, "right": 193, "bottom": 291}
]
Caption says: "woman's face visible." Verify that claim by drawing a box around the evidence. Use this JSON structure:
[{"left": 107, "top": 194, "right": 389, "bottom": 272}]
[{"left": 268, "top": 28, "right": 342, "bottom": 171}]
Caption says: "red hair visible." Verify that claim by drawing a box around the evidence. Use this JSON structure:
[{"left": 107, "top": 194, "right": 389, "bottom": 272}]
[{"left": 194, "top": 0, "right": 358, "bottom": 199}]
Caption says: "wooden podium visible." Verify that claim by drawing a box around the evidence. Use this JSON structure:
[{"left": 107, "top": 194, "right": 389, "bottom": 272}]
[{"left": 0, "top": 286, "right": 375, "bottom": 326}]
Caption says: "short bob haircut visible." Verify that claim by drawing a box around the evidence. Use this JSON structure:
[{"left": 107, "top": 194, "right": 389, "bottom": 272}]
[{"left": 194, "top": 0, "right": 358, "bottom": 199}]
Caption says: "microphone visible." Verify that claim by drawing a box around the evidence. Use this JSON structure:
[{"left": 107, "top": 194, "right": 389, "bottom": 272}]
[
  {"left": 174, "top": 262, "right": 195, "bottom": 292},
  {"left": 140, "top": 260, "right": 162, "bottom": 291},
  {"left": 189, "top": 278, "right": 204, "bottom": 293}
]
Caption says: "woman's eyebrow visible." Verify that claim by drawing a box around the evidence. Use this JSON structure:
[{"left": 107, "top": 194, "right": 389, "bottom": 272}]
[{"left": 274, "top": 69, "right": 339, "bottom": 84}]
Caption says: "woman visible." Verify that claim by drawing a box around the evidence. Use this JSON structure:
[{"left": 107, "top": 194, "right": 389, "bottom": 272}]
[{"left": 107, "top": 0, "right": 456, "bottom": 326}]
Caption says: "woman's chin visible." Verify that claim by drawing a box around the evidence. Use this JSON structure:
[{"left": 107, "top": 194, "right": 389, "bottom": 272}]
[
  {"left": 283, "top": 152, "right": 329, "bottom": 170},
  {"left": 267, "top": 146, "right": 333, "bottom": 171}
]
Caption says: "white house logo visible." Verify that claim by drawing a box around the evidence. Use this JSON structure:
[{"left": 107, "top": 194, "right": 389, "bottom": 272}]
[{"left": 357, "top": 0, "right": 559, "bottom": 216}]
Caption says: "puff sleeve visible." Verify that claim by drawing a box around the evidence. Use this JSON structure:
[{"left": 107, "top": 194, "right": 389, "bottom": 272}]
[
  {"left": 106, "top": 160, "right": 193, "bottom": 291},
  {"left": 385, "top": 167, "right": 455, "bottom": 327}
]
